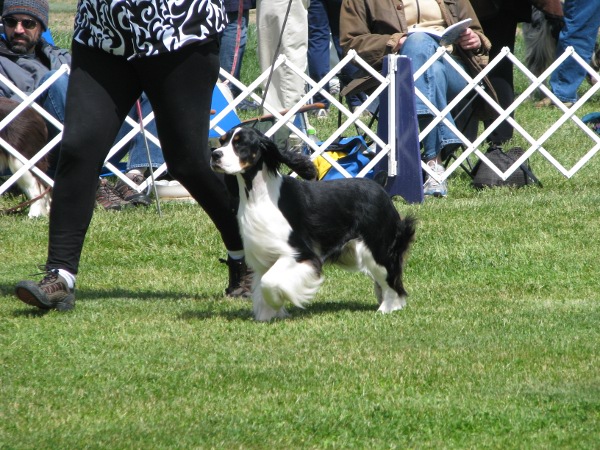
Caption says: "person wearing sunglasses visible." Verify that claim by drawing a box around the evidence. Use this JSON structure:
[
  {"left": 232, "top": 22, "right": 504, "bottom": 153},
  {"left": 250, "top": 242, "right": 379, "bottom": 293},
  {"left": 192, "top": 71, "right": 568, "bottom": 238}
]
[{"left": 0, "top": 0, "right": 70, "bottom": 106}]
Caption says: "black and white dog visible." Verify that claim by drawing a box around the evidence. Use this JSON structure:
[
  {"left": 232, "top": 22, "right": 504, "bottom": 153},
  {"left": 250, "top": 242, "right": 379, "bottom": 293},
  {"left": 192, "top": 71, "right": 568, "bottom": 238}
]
[{"left": 211, "top": 127, "right": 416, "bottom": 321}]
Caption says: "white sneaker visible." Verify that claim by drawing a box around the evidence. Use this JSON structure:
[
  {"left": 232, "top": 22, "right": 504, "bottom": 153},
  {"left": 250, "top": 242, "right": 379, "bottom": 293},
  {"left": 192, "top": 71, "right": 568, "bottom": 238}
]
[
  {"left": 423, "top": 161, "right": 448, "bottom": 197},
  {"left": 315, "top": 109, "right": 328, "bottom": 119}
]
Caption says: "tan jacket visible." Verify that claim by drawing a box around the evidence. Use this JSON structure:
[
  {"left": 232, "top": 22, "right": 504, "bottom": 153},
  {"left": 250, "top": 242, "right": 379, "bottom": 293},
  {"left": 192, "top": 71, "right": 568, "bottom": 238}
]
[{"left": 340, "top": 0, "right": 496, "bottom": 114}]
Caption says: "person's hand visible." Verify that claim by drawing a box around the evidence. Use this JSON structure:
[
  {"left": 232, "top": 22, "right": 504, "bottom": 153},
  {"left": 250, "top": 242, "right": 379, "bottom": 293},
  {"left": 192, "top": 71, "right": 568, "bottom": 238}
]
[
  {"left": 392, "top": 35, "right": 407, "bottom": 53},
  {"left": 456, "top": 28, "right": 481, "bottom": 51}
]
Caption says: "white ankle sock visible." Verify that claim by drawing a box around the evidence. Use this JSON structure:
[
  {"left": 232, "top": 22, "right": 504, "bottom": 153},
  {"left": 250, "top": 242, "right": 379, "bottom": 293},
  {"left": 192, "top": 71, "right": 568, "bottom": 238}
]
[
  {"left": 227, "top": 250, "right": 245, "bottom": 260},
  {"left": 57, "top": 269, "right": 76, "bottom": 289}
]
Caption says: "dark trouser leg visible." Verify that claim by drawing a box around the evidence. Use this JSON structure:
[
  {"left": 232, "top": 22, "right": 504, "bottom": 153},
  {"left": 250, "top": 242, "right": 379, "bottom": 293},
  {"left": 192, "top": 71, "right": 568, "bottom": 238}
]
[
  {"left": 135, "top": 41, "right": 243, "bottom": 252},
  {"left": 47, "top": 43, "right": 142, "bottom": 274}
]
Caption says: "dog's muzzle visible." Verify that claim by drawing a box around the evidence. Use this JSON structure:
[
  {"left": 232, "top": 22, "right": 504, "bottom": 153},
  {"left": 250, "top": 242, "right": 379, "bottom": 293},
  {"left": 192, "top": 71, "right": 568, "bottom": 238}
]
[{"left": 210, "top": 149, "right": 223, "bottom": 171}]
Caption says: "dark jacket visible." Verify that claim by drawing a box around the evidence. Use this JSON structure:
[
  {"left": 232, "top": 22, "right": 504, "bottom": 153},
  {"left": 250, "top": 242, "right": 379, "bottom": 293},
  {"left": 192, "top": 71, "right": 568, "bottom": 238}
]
[
  {"left": 340, "top": 0, "right": 497, "bottom": 119},
  {"left": 0, "top": 37, "right": 71, "bottom": 99}
]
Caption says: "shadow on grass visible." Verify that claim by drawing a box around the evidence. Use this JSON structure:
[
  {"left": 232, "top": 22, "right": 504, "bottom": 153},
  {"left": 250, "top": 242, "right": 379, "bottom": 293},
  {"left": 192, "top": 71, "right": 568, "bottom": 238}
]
[
  {"left": 1, "top": 283, "right": 225, "bottom": 316},
  {"left": 180, "top": 299, "right": 376, "bottom": 322},
  {"left": 2, "top": 282, "right": 377, "bottom": 321}
]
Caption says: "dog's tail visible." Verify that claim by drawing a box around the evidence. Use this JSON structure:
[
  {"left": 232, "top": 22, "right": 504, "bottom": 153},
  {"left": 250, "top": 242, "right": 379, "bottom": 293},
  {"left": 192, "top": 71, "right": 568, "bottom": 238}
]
[{"left": 390, "top": 214, "right": 417, "bottom": 296}]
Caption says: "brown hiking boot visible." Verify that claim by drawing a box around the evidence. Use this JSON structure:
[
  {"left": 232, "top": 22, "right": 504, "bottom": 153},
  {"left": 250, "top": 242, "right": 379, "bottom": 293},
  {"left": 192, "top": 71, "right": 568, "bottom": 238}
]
[
  {"left": 96, "top": 178, "right": 132, "bottom": 211},
  {"left": 15, "top": 268, "right": 75, "bottom": 311},
  {"left": 114, "top": 172, "right": 152, "bottom": 206},
  {"left": 222, "top": 257, "right": 253, "bottom": 298},
  {"left": 535, "top": 97, "right": 574, "bottom": 108}
]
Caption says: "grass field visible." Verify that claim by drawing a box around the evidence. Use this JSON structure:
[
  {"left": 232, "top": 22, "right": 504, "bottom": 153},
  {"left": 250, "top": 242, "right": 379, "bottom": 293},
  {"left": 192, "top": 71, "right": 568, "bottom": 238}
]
[{"left": 1, "top": 3, "right": 600, "bottom": 449}]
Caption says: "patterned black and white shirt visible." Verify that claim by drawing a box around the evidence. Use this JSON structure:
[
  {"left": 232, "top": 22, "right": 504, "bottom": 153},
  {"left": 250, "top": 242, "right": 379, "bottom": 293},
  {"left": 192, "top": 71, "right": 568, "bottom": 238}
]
[{"left": 73, "top": 0, "right": 227, "bottom": 59}]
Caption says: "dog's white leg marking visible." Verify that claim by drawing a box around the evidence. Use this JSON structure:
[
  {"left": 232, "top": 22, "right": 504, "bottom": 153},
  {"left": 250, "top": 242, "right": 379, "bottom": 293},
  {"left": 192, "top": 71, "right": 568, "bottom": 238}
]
[
  {"left": 377, "top": 289, "right": 407, "bottom": 313},
  {"left": 251, "top": 268, "right": 288, "bottom": 322},
  {"left": 8, "top": 158, "right": 50, "bottom": 218},
  {"left": 374, "top": 281, "right": 383, "bottom": 304},
  {"left": 253, "top": 293, "right": 289, "bottom": 322},
  {"left": 352, "top": 241, "right": 407, "bottom": 314},
  {"left": 259, "top": 256, "right": 322, "bottom": 317}
]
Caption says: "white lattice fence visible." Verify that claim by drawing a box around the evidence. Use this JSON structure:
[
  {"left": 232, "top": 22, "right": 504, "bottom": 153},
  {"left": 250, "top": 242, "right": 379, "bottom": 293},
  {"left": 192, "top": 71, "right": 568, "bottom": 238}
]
[{"left": 2, "top": 46, "right": 600, "bottom": 198}]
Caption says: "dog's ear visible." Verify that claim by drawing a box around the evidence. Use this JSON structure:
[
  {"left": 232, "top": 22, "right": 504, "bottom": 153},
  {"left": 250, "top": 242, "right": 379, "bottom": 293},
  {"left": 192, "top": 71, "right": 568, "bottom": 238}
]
[
  {"left": 255, "top": 128, "right": 316, "bottom": 180},
  {"left": 278, "top": 147, "right": 318, "bottom": 181}
]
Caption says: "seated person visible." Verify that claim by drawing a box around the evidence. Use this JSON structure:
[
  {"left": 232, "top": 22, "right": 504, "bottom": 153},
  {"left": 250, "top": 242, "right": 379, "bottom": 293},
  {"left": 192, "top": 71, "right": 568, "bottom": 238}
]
[
  {"left": 0, "top": 0, "right": 164, "bottom": 209},
  {"left": 340, "top": 0, "right": 495, "bottom": 197}
]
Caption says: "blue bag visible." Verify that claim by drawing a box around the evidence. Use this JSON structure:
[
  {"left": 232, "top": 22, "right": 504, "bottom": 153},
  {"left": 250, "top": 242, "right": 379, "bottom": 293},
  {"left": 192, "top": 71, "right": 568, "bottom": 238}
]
[{"left": 314, "top": 136, "right": 374, "bottom": 180}]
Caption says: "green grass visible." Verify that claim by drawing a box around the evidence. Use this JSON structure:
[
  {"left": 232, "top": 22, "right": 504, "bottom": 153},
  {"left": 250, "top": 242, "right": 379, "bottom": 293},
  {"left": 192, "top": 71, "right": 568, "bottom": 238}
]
[
  {"left": 2, "top": 12, "right": 600, "bottom": 449},
  {"left": 2, "top": 186, "right": 600, "bottom": 448}
]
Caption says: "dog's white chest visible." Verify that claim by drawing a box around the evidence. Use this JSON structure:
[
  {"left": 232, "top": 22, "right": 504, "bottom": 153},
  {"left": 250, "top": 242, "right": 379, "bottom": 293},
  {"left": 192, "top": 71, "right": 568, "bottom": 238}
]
[{"left": 238, "top": 176, "right": 294, "bottom": 271}]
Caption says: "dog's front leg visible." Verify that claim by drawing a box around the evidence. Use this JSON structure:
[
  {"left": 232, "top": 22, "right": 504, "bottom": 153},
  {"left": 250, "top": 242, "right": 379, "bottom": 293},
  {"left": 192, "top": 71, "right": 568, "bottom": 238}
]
[
  {"left": 253, "top": 292, "right": 289, "bottom": 322},
  {"left": 259, "top": 255, "right": 323, "bottom": 318},
  {"left": 247, "top": 266, "right": 286, "bottom": 321}
]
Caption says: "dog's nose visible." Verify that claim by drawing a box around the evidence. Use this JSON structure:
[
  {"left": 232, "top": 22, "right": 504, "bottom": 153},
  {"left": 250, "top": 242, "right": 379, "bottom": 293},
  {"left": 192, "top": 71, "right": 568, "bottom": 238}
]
[{"left": 211, "top": 149, "right": 223, "bottom": 160}]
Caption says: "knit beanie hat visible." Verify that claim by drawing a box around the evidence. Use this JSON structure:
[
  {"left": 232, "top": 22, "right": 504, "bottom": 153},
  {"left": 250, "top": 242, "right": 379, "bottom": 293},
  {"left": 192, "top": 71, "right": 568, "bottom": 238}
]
[{"left": 2, "top": 0, "right": 49, "bottom": 30}]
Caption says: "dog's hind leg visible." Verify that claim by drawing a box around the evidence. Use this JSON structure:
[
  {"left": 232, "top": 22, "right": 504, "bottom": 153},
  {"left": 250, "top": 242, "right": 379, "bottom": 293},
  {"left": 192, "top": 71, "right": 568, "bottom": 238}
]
[
  {"left": 353, "top": 241, "right": 407, "bottom": 313},
  {"left": 376, "top": 283, "right": 407, "bottom": 313},
  {"left": 370, "top": 269, "right": 406, "bottom": 313}
]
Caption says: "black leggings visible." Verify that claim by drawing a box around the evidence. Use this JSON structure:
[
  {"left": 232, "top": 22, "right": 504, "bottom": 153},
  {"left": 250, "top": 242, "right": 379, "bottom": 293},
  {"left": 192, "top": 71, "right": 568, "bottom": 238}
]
[{"left": 48, "top": 41, "right": 243, "bottom": 274}]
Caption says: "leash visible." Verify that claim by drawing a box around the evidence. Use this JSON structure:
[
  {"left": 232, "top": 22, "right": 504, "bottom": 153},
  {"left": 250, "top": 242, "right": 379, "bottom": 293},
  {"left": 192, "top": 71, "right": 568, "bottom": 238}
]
[
  {"left": 0, "top": 185, "right": 51, "bottom": 216},
  {"left": 135, "top": 99, "right": 162, "bottom": 217},
  {"left": 228, "top": 0, "right": 245, "bottom": 80}
]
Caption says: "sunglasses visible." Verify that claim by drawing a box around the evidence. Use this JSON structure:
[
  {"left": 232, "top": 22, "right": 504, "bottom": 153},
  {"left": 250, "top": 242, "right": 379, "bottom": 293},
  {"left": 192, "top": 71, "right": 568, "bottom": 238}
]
[{"left": 3, "top": 16, "right": 38, "bottom": 30}]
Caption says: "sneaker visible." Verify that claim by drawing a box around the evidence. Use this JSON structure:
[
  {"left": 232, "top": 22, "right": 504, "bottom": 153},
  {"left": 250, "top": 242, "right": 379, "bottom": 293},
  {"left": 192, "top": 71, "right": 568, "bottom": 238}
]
[
  {"left": 315, "top": 109, "right": 328, "bottom": 120},
  {"left": 221, "top": 257, "right": 253, "bottom": 298},
  {"left": 423, "top": 161, "right": 448, "bottom": 197},
  {"left": 15, "top": 268, "right": 75, "bottom": 311},
  {"left": 237, "top": 99, "right": 260, "bottom": 111},
  {"left": 535, "top": 97, "right": 574, "bottom": 108},
  {"left": 114, "top": 173, "right": 152, "bottom": 206},
  {"left": 96, "top": 178, "right": 132, "bottom": 211}
]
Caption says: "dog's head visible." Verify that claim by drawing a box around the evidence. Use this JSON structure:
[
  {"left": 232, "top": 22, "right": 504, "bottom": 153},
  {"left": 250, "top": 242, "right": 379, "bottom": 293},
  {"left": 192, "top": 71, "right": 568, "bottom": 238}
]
[{"left": 210, "top": 126, "right": 317, "bottom": 180}]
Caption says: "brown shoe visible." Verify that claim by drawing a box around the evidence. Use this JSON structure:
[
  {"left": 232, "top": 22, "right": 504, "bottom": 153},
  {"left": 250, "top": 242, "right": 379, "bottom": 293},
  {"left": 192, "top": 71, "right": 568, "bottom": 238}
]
[
  {"left": 535, "top": 97, "right": 574, "bottom": 108},
  {"left": 114, "top": 172, "right": 152, "bottom": 206},
  {"left": 222, "top": 257, "right": 253, "bottom": 298},
  {"left": 15, "top": 268, "right": 75, "bottom": 311},
  {"left": 96, "top": 178, "right": 132, "bottom": 211}
]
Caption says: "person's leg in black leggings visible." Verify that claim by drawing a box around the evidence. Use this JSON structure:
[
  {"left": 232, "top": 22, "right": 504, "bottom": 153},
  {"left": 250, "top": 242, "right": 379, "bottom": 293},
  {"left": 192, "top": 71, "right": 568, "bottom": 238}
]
[
  {"left": 133, "top": 41, "right": 243, "bottom": 253},
  {"left": 47, "top": 43, "right": 142, "bottom": 274}
]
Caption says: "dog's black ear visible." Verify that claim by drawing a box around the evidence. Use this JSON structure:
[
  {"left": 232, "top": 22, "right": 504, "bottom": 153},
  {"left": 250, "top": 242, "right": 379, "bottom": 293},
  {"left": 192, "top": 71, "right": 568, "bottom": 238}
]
[
  {"left": 258, "top": 132, "right": 281, "bottom": 158},
  {"left": 278, "top": 148, "right": 318, "bottom": 180},
  {"left": 257, "top": 132, "right": 316, "bottom": 180}
]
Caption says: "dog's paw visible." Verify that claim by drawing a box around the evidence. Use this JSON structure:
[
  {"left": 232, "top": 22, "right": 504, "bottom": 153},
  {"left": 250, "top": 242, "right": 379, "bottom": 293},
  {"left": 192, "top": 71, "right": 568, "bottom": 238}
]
[
  {"left": 253, "top": 295, "right": 290, "bottom": 321},
  {"left": 377, "top": 294, "right": 407, "bottom": 313}
]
